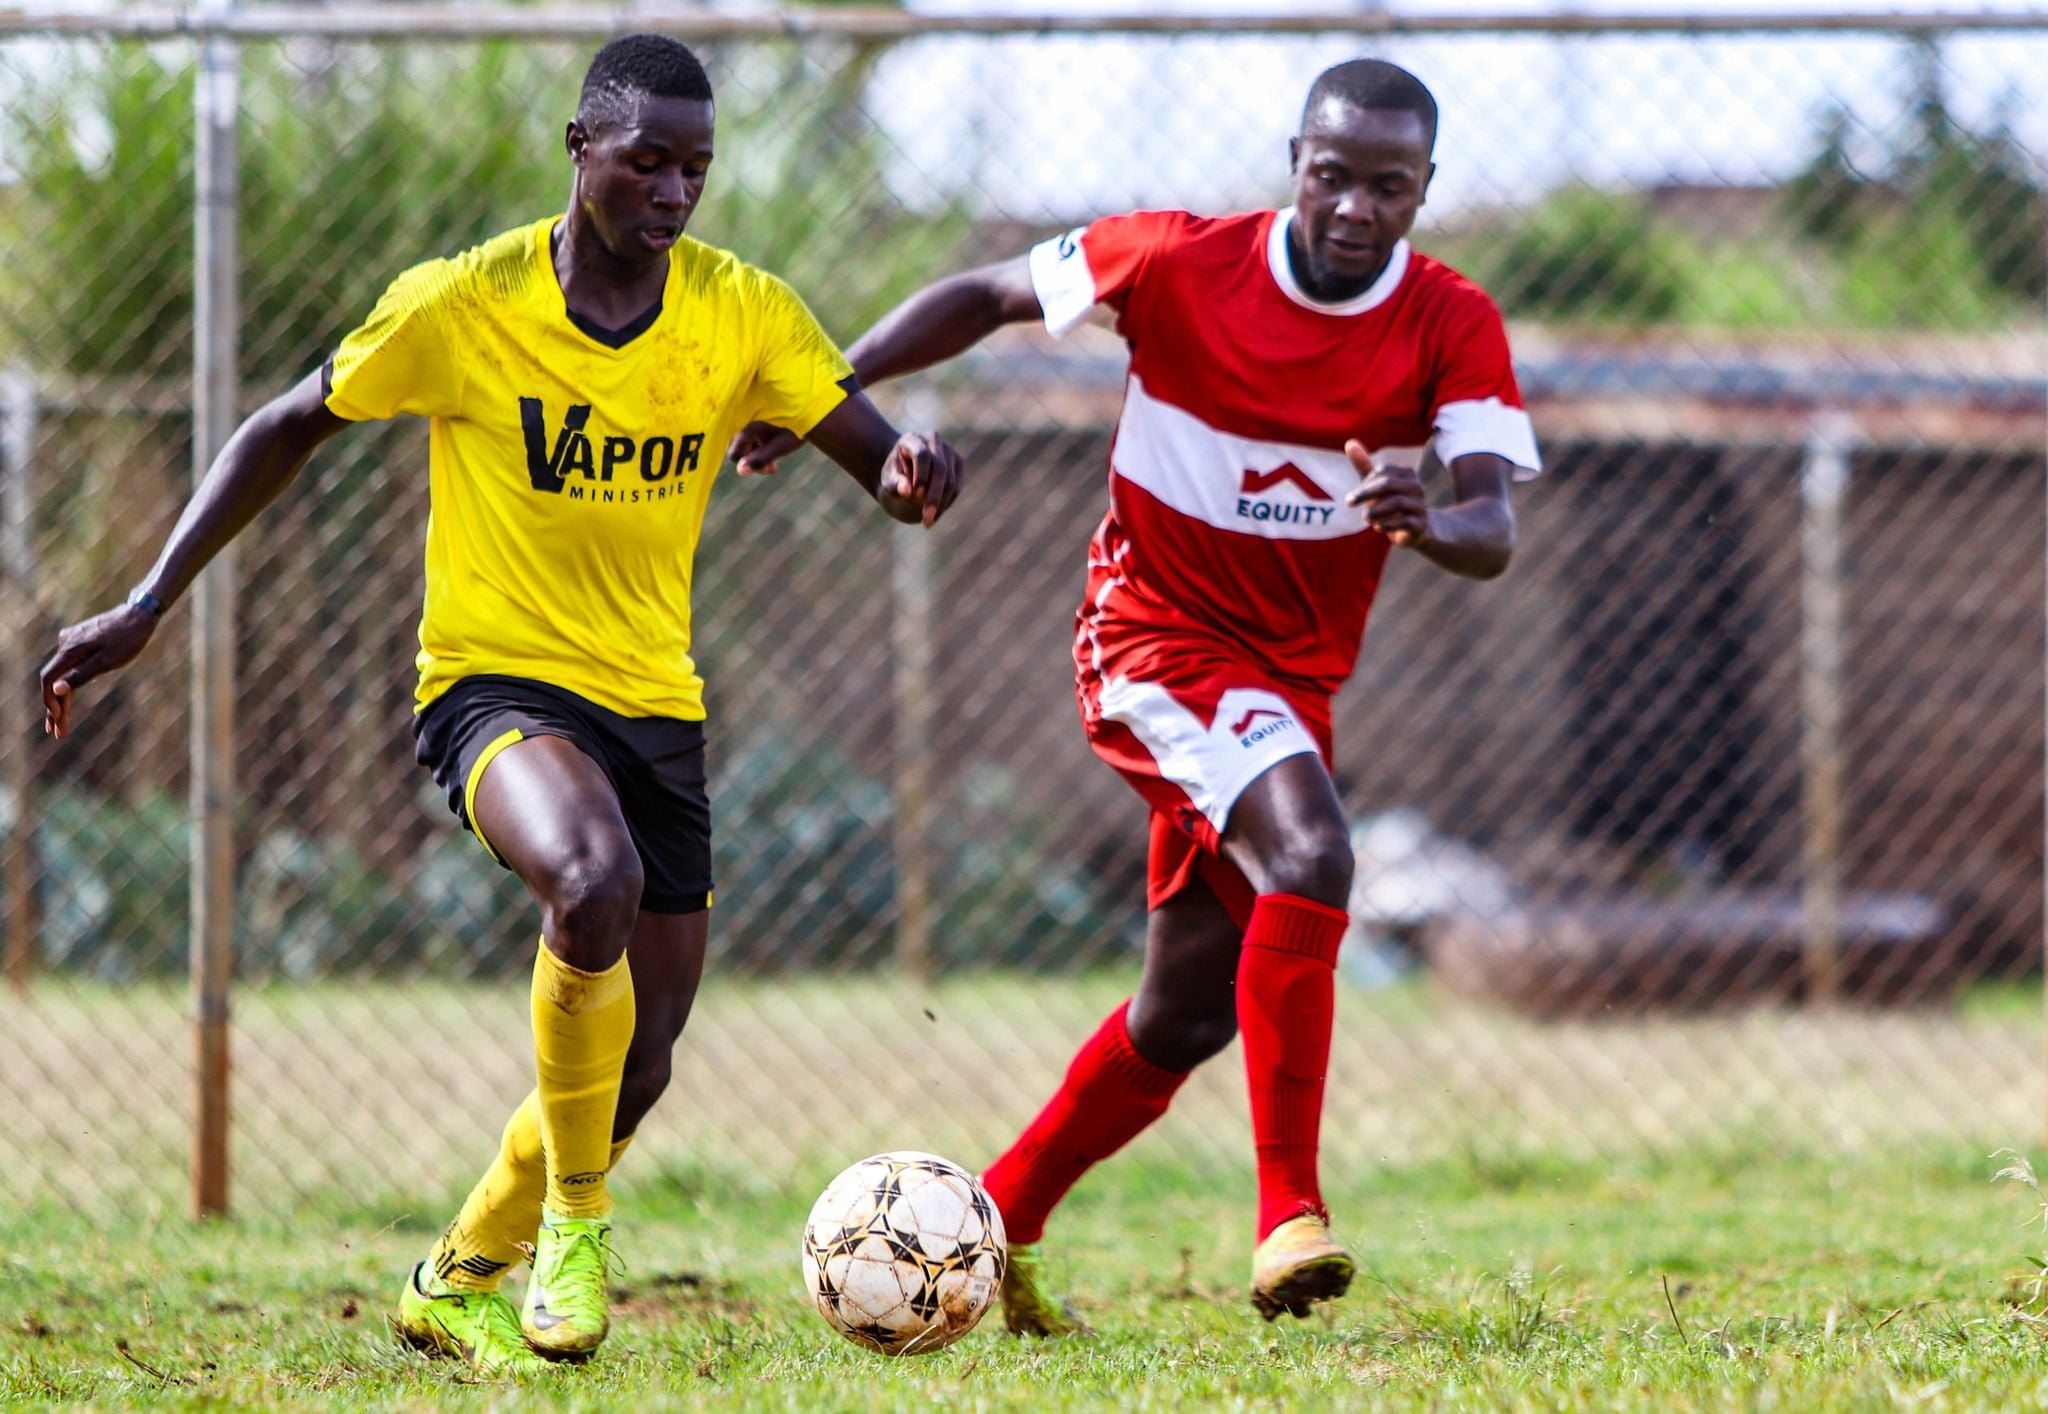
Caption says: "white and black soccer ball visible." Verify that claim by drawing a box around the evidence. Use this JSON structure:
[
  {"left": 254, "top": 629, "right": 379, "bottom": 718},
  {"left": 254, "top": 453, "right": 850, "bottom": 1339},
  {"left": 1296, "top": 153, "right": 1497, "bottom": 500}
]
[{"left": 801, "top": 1150, "right": 1007, "bottom": 1356}]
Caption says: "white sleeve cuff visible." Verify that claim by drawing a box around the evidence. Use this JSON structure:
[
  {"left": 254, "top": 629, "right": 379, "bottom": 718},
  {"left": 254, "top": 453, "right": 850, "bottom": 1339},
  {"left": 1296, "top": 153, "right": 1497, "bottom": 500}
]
[
  {"left": 1434, "top": 398, "right": 1542, "bottom": 481},
  {"left": 1027, "top": 228, "right": 1099, "bottom": 339}
]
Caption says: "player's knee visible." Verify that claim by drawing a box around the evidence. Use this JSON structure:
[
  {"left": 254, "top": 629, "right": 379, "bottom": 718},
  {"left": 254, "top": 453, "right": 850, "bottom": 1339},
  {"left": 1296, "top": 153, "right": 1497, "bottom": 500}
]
[
  {"left": 538, "top": 838, "right": 644, "bottom": 966},
  {"left": 1168, "top": 1010, "right": 1238, "bottom": 1070},
  {"left": 1127, "top": 995, "right": 1237, "bottom": 1073},
  {"left": 1262, "top": 824, "right": 1353, "bottom": 908}
]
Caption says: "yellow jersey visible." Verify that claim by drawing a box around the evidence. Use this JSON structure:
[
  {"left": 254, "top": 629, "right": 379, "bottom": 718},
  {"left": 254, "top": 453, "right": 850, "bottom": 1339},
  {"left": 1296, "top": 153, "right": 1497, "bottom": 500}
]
[{"left": 325, "top": 216, "right": 853, "bottom": 719}]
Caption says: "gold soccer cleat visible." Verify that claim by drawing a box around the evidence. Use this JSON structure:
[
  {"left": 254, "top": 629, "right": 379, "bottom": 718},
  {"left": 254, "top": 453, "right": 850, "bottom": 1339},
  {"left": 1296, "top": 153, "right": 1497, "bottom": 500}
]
[
  {"left": 999, "top": 1242, "right": 1093, "bottom": 1337},
  {"left": 1249, "top": 1212, "right": 1354, "bottom": 1321}
]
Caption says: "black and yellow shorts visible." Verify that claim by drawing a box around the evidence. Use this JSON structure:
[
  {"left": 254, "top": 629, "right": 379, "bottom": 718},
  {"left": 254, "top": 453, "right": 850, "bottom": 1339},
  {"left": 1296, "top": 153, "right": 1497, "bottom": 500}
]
[{"left": 413, "top": 674, "right": 713, "bottom": 915}]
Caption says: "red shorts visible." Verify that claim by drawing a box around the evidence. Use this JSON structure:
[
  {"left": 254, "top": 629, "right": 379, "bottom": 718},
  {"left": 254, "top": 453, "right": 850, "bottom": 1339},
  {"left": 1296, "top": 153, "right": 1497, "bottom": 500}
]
[{"left": 1077, "top": 648, "right": 1333, "bottom": 927}]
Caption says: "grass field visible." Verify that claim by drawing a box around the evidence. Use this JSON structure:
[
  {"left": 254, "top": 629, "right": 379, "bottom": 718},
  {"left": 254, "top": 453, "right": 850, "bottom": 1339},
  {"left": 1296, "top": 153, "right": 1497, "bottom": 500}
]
[
  {"left": 7, "top": 974, "right": 2048, "bottom": 1406},
  {"left": 7, "top": 1143, "right": 2048, "bottom": 1409}
]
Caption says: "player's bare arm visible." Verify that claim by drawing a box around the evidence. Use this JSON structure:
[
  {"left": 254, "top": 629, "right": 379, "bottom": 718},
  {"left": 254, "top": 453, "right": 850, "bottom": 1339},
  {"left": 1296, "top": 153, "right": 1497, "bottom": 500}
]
[
  {"left": 38, "top": 369, "right": 349, "bottom": 739},
  {"left": 801, "top": 391, "right": 965, "bottom": 528},
  {"left": 729, "top": 256, "right": 1039, "bottom": 476},
  {"left": 841, "top": 256, "right": 1043, "bottom": 385},
  {"left": 1345, "top": 445, "right": 1514, "bottom": 578}
]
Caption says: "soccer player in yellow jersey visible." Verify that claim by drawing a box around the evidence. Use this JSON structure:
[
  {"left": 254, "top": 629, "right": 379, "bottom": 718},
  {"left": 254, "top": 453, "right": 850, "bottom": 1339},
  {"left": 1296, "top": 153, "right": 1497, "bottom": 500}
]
[{"left": 38, "top": 35, "right": 963, "bottom": 1373}]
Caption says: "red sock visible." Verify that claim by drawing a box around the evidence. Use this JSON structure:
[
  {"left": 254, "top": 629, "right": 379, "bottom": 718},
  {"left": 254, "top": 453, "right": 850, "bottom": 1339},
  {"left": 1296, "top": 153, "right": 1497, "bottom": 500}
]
[
  {"left": 981, "top": 1001, "right": 1188, "bottom": 1244},
  {"left": 1239, "top": 892, "right": 1348, "bottom": 1240}
]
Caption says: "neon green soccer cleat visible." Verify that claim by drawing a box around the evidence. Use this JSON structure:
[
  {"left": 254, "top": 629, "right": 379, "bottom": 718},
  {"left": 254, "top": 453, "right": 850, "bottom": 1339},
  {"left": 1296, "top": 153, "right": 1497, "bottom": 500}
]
[
  {"left": 1250, "top": 1212, "right": 1355, "bottom": 1321},
  {"left": 998, "top": 1242, "right": 1092, "bottom": 1337},
  {"left": 521, "top": 1208, "right": 614, "bottom": 1359},
  {"left": 392, "top": 1262, "right": 548, "bottom": 1374}
]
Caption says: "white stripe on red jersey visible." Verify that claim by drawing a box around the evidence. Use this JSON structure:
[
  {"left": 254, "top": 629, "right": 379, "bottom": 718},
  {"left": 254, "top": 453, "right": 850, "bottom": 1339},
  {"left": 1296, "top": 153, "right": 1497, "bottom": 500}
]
[
  {"left": 1033, "top": 207, "right": 1539, "bottom": 699},
  {"left": 1112, "top": 375, "right": 1366, "bottom": 542}
]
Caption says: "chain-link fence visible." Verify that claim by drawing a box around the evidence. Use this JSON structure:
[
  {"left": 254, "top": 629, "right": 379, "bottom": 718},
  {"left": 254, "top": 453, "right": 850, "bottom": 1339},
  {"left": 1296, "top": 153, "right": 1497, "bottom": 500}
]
[{"left": 1, "top": 6, "right": 2045, "bottom": 1216}]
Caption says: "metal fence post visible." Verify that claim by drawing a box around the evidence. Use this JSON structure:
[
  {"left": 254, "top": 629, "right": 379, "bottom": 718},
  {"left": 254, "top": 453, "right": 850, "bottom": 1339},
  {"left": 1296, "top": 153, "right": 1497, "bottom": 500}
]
[
  {"left": 191, "top": 2, "right": 241, "bottom": 1220},
  {"left": 1802, "top": 412, "right": 1852, "bottom": 1007},
  {"left": 2, "top": 366, "right": 36, "bottom": 996},
  {"left": 891, "top": 522, "right": 935, "bottom": 981},
  {"left": 891, "top": 390, "right": 940, "bottom": 981}
]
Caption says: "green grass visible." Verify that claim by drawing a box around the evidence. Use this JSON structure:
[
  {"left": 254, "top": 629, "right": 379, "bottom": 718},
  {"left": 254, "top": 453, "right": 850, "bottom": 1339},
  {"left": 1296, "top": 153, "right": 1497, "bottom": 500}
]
[{"left": 8, "top": 1144, "right": 2048, "bottom": 1410}]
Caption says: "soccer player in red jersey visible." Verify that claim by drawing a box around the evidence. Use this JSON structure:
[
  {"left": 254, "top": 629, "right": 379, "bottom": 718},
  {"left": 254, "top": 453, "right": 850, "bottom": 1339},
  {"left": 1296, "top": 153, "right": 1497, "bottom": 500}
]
[{"left": 734, "top": 59, "right": 1539, "bottom": 1326}]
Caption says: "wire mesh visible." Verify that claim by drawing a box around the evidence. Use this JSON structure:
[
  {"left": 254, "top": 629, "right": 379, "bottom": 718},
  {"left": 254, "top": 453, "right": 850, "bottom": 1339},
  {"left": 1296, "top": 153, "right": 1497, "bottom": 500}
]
[{"left": 0, "top": 14, "right": 2044, "bottom": 1216}]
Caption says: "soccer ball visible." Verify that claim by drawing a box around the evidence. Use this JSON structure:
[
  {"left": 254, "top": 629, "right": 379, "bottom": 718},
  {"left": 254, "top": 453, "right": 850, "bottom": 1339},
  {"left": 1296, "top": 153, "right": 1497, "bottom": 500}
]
[{"left": 801, "top": 1150, "right": 1007, "bottom": 1356}]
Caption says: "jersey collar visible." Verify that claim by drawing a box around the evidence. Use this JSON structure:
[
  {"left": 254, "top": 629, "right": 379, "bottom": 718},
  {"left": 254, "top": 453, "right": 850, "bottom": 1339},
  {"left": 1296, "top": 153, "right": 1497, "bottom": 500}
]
[
  {"left": 541, "top": 217, "right": 672, "bottom": 352},
  {"left": 1266, "top": 208, "right": 1410, "bottom": 316}
]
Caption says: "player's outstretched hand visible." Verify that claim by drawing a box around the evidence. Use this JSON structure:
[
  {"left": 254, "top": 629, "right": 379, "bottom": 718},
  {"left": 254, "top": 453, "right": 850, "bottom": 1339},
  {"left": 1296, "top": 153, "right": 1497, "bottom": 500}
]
[
  {"left": 39, "top": 603, "right": 158, "bottom": 741},
  {"left": 728, "top": 421, "right": 805, "bottom": 476},
  {"left": 881, "top": 432, "right": 965, "bottom": 528},
  {"left": 1344, "top": 441, "right": 1429, "bottom": 549}
]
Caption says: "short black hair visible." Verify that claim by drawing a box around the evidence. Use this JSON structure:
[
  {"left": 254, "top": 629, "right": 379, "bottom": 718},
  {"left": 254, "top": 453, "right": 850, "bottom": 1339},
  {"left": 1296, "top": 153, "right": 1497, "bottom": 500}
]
[
  {"left": 1301, "top": 59, "right": 1437, "bottom": 152},
  {"left": 578, "top": 33, "right": 713, "bottom": 130}
]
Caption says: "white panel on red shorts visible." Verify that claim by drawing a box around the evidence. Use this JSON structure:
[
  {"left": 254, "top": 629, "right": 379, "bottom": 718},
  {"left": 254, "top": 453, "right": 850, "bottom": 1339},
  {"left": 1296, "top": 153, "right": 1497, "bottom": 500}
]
[
  {"left": 1031, "top": 207, "right": 1540, "bottom": 700},
  {"left": 1096, "top": 679, "right": 1320, "bottom": 831}
]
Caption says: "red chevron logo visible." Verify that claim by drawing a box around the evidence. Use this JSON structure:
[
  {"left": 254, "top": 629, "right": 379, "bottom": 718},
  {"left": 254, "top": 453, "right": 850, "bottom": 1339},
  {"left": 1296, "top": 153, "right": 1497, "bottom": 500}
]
[
  {"left": 1230, "top": 708, "right": 1287, "bottom": 737},
  {"left": 1239, "top": 462, "right": 1332, "bottom": 502}
]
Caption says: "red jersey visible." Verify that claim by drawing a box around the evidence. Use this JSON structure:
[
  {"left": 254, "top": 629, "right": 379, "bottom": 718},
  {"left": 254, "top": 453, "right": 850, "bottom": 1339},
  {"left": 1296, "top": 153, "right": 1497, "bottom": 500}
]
[{"left": 1029, "top": 208, "right": 1540, "bottom": 700}]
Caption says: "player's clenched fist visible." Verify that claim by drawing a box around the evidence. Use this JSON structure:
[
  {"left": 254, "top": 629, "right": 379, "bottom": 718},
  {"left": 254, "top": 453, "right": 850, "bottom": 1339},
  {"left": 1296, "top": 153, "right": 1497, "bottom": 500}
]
[
  {"left": 880, "top": 432, "right": 964, "bottom": 528},
  {"left": 1343, "top": 441, "right": 1430, "bottom": 549},
  {"left": 728, "top": 420, "right": 802, "bottom": 476},
  {"left": 39, "top": 601, "right": 158, "bottom": 740}
]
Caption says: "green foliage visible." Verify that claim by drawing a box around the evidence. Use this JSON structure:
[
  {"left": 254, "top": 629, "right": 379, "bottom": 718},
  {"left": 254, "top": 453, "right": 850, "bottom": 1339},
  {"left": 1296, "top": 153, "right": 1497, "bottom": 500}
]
[
  {"left": 18, "top": 764, "right": 1122, "bottom": 979},
  {"left": 711, "top": 741, "right": 1126, "bottom": 973},
  {"left": 1477, "top": 187, "right": 1689, "bottom": 325},
  {"left": 1836, "top": 208, "right": 2011, "bottom": 330},
  {"left": 1461, "top": 141, "right": 2037, "bottom": 334},
  {"left": 1467, "top": 42, "right": 2043, "bottom": 333},
  {"left": 0, "top": 40, "right": 971, "bottom": 385},
  {"left": 1781, "top": 43, "right": 2045, "bottom": 315},
  {"left": 712, "top": 736, "right": 898, "bottom": 969},
  {"left": 236, "top": 44, "right": 566, "bottom": 379},
  {"left": 1784, "top": 104, "right": 1868, "bottom": 248},
  {"left": 689, "top": 41, "right": 973, "bottom": 335},
  {"left": 12, "top": 785, "right": 535, "bottom": 979},
  {"left": 26, "top": 787, "right": 189, "bottom": 979},
  {"left": 934, "top": 762, "right": 1132, "bottom": 970},
  {"left": 1911, "top": 112, "right": 2046, "bottom": 304},
  {"left": 1670, "top": 241, "right": 1815, "bottom": 330},
  {"left": 0, "top": 52, "right": 194, "bottom": 377},
  {"left": 243, "top": 827, "right": 534, "bottom": 979},
  {"left": 1437, "top": 201, "right": 1832, "bottom": 332},
  {"left": 0, "top": 45, "right": 565, "bottom": 383}
]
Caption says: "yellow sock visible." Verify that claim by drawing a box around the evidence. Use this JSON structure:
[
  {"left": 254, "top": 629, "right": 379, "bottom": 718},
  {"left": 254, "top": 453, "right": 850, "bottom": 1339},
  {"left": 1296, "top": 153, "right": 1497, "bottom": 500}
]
[
  {"left": 427, "top": 1095, "right": 641, "bottom": 1294},
  {"left": 531, "top": 941, "right": 635, "bottom": 1217},
  {"left": 429, "top": 1091, "right": 545, "bottom": 1293}
]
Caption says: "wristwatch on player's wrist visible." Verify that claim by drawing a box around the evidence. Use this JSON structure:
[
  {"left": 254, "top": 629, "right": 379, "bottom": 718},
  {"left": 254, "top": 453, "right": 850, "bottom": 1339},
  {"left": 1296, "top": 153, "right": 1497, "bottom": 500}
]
[{"left": 125, "top": 587, "right": 165, "bottom": 618}]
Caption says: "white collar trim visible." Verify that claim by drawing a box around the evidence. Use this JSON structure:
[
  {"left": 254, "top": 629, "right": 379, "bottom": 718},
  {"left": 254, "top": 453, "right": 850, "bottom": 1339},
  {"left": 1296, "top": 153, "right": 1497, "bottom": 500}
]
[{"left": 1266, "top": 208, "right": 1410, "bottom": 316}]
